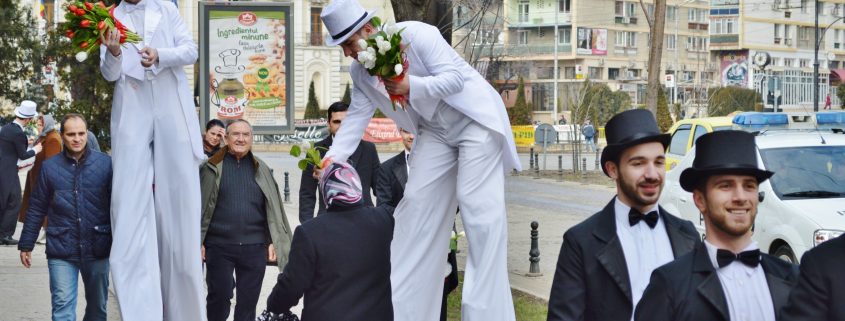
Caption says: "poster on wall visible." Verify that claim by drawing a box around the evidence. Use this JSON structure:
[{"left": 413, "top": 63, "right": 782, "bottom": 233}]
[
  {"left": 576, "top": 28, "right": 607, "bottom": 56},
  {"left": 199, "top": 2, "right": 294, "bottom": 134},
  {"left": 720, "top": 51, "right": 749, "bottom": 87}
]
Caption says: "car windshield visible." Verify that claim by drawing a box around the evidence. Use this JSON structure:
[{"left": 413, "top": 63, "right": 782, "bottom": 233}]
[
  {"left": 712, "top": 126, "right": 732, "bottom": 131},
  {"left": 761, "top": 146, "right": 845, "bottom": 199}
]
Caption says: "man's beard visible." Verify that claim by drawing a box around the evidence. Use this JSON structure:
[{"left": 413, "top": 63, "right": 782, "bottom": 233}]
[
  {"left": 618, "top": 169, "right": 662, "bottom": 209},
  {"left": 705, "top": 197, "right": 756, "bottom": 237}
]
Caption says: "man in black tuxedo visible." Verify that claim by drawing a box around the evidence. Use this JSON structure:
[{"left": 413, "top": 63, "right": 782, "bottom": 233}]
[
  {"left": 635, "top": 130, "right": 799, "bottom": 321},
  {"left": 779, "top": 234, "right": 845, "bottom": 321},
  {"left": 375, "top": 128, "right": 458, "bottom": 321},
  {"left": 548, "top": 110, "right": 700, "bottom": 321},
  {"left": 0, "top": 101, "right": 42, "bottom": 245},
  {"left": 298, "top": 101, "right": 379, "bottom": 223}
]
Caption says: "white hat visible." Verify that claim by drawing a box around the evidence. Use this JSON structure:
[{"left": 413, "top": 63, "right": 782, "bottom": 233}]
[
  {"left": 320, "top": 0, "right": 377, "bottom": 47},
  {"left": 14, "top": 100, "right": 37, "bottom": 119}
]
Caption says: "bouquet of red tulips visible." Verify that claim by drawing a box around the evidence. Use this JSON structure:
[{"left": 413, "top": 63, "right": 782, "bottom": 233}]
[{"left": 62, "top": 1, "right": 142, "bottom": 62}]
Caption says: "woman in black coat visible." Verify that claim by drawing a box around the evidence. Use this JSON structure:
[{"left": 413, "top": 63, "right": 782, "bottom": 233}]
[{"left": 263, "top": 161, "right": 394, "bottom": 321}]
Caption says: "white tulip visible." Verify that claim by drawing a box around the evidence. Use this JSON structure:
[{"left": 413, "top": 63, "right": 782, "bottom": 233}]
[
  {"left": 394, "top": 63, "right": 403, "bottom": 75},
  {"left": 357, "top": 51, "right": 369, "bottom": 64},
  {"left": 376, "top": 35, "right": 385, "bottom": 43},
  {"left": 75, "top": 51, "right": 88, "bottom": 62},
  {"left": 385, "top": 24, "right": 399, "bottom": 37},
  {"left": 364, "top": 59, "right": 375, "bottom": 69},
  {"left": 357, "top": 39, "right": 368, "bottom": 50}
]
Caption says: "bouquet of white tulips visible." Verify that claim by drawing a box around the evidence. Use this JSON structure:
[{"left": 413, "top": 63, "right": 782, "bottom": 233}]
[{"left": 355, "top": 17, "right": 408, "bottom": 110}]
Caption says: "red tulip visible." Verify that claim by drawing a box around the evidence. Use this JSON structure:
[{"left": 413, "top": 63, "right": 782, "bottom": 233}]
[
  {"left": 97, "top": 21, "right": 105, "bottom": 30},
  {"left": 119, "top": 34, "right": 127, "bottom": 43},
  {"left": 80, "top": 42, "right": 89, "bottom": 49},
  {"left": 68, "top": 4, "right": 78, "bottom": 11},
  {"left": 65, "top": 30, "right": 74, "bottom": 38},
  {"left": 97, "top": 2, "right": 106, "bottom": 8},
  {"left": 84, "top": 2, "right": 93, "bottom": 10},
  {"left": 74, "top": 9, "right": 85, "bottom": 16},
  {"left": 80, "top": 20, "right": 91, "bottom": 27}
]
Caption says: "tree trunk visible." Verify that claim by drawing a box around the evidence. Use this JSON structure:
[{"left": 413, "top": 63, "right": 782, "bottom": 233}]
[
  {"left": 390, "top": 0, "right": 452, "bottom": 43},
  {"left": 645, "top": 0, "right": 667, "bottom": 116}
]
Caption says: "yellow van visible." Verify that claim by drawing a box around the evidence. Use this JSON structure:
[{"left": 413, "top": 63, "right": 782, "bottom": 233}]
[{"left": 665, "top": 116, "right": 734, "bottom": 171}]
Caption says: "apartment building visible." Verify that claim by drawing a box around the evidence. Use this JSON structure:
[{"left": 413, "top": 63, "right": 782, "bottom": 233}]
[
  {"left": 454, "top": 0, "right": 714, "bottom": 122},
  {"left": 713, "top": 0, "right": 842, "bottom": 109}
]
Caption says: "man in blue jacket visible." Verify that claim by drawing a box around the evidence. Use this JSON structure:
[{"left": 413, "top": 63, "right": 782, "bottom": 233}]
[{"left": 18, "top": 114, "right": 113, "bottom": 321}]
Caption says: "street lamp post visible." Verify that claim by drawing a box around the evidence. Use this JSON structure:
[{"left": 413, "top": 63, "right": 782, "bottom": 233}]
[
  {"left": 554, "top": 2, "right": 559, "bottom": 123},
  {"left": 814, "top": 8, "right": 844, "bottom": 112}
]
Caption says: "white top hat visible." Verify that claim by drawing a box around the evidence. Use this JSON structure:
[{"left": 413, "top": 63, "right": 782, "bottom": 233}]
[
  {"left": 15, "top": 100, "right": 37, "bottom": 119},
  {"left": 320, "top": 0, "right": 377, "bottom": 47}
]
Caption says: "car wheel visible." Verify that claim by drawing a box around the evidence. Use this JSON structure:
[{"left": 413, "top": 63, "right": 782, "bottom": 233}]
[{"left": 773, "top": 244, "right": 797, "bottom": 263}]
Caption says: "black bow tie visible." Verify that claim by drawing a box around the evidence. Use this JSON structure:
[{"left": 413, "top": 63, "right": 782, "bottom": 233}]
[
  {"left": 628, "top": 209, "right": 659, "bottom": 228},
  {"left": 716, "top": 249, "right": 761, "bottom": 268}
]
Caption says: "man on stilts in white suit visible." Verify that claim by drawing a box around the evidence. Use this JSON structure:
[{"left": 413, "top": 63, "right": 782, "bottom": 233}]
[
  {"left": 320, "top": 1, "right": 520, "bottom": 320},
  {"left": 100, "top": 0, "right": 206, "bottom": 320}
]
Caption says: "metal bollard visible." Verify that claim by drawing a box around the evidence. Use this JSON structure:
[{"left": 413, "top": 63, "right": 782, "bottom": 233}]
[
  {"left": 581, "top": 157, "right": 587, "bottom": 179},
  {"left": 557, "top": 155, "right": 564, "bottom": 182},
  {"left": 529, "top": 147, "right": 535, "bottom": 170},
  {"left": 527, "top": 221, "right": 542, "bottom": 277},
  {"left": 283, "top": 171, "right": 291, "bottom": 203},
  {"left": 534, "top": 154, "right": 540, "bottom": 179},
  {"left": 595, "top": 148, "right": 601, "bottom": 171}
]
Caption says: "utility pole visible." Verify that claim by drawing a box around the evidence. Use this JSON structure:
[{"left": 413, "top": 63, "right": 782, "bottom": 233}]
[
  {"left": 815, "top": 0, "right": 820, "bottom": 112},
  {"left": 554, "top": 3, "right": 559, "bottom": 122}
]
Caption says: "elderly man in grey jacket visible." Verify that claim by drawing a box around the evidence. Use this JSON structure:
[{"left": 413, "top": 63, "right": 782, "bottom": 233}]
[{"left": 199, "top": 119, "right": 293, "bottom": 321}]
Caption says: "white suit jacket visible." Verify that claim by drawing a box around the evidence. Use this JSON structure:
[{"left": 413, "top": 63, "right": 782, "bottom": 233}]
[
  {"left": 99, "top": 0, "right": 203, "bottom": 160},
  {"left": 325, "top": 21, "right": 521, "bottom": 171}
]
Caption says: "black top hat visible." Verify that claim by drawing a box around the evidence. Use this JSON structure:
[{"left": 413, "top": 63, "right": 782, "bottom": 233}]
[
  {"left": 679, "top": 130, "right": 773, "bottom": 192},
  {"left": 600, "top": 109, "right": 671, "bottom": 176}
]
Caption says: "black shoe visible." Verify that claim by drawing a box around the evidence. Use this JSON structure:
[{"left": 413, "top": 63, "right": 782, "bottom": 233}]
[{"left": 1, "top": 237, "right": 18, "bottom": 246}]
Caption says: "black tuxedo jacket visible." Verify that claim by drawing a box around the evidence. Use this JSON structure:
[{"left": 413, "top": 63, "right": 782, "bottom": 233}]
[
  {"left": 635, "top": 243, "right": 799, "bottom": 321},
  {"left": 779, "top": 234, "right": 845, "bottom": 321},
  {"left": 375, "top": 150, "right": 407, "bottom": 212},
  {"left": 0, "top": 123, "right": 35, "bottom": 193},
  {"left": 298, "top": 136, "right": 379, "bottom": 223},
  {"left": 266, "top": 205, "right": 394, "bottom": 321},
  {"left": 547, "top": 198, "right": 701, "bottom": 321}
]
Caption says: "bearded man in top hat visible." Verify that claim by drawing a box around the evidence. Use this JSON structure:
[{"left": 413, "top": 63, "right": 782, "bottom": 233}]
[
  {"left": 318, "top": 0, "right": 521, "bottom": 319},
  {"left": 634, "top": 130, "right": 799, "bottom": 321},
  {"left": 0, "top": 101, "right": 43, "bottom": 245},
  {"left": 548, "top": 109, "right": 700, "bottom": 321}
]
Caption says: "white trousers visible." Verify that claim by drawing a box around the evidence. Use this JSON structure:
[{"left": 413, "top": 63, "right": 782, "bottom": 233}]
[
  {"left": 109, "top": 77, "right": 206, "bottom": 321},
  {"left": 391, "top": 105, "right": 515, "bottom": 321}
]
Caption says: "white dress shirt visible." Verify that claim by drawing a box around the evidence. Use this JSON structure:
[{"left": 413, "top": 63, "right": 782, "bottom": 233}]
[
  {"left": 704, "top": 240, "right": 776, "bottom": 321},
  {"left": 614, "top": 197, "right": 675, "bottom": 320}
]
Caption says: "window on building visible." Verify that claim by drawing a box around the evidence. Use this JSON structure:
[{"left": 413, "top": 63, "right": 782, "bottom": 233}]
[
  {"left": 818, "top": 1, "right": 825, "bottom": 15},
  {"left": 688, "top": 8, "right": 705, "bottom": 22},
  {"left": 836, "top": 29, "right": 841, "bottom": 49},
  {"left": 785, "top": 58, "right": 795, "bottom": 67},
  {"left": 518, "top": 0, "right": 529, "bottom": 23},
  {"left": 559, "top": 27, "right": 571, "bottom": 44},
  {"left": 666, "top": 34, "right": 677, "bottom": 50},
  {"left": 559, "top": 0, "right": 571, "bottom": 13},
  {"left": 800, "top": 59, "right": 810, "bottom": 68},
  {"left": 627, "top": 2, "right": 637, "bottom": 17},
  {"left": 518, "top": 30, "right": 529, "bottom": 45},
  {"left": 667, "top": 6, "right": 677, "bottom": 21},
  {"left": 713, "top": 19, "right": 722, "bottom": 34},
  {"left": 565, "top": 67, "right": 576, "bottom": 79},
  {"left": 774, "top": 24, "right": 781, "bottom": 43},
  {"left": 647, "top": 4, "right": 655, "bottom": 20},
  {"left": 615, "top": 1, "right": 624, "bottom": 16},
  {"left": 616, "top": 31, "right": 637, "bottom": 48},
  {"left": 310, "top": 7, "right": 323, "bottom": 46},
  {"left": 609, "top": 68, "right": 621, "bottom": 80},
  {"left": 835, "top": 4, "right": 841, "bottom": 16},
  {"left": 726, "top": 19, "right": 734, "bottom": 33},
  {"left": 589, "top": 67, "right": 603, "bottom": 79},
  {"left": 802, "top": 0, "right": 808, "bottom": 13}
]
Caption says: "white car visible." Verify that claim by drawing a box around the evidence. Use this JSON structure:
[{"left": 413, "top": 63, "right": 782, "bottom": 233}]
[{"left": 660, "top": 130, "right": 845, "bottom": 263}]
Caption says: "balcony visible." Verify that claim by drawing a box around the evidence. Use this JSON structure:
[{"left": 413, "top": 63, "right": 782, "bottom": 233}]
[
  {"left": 472, "top": 43, "right": 573, "bottom": 58},
  {"left": 710, "top": 34, "right": 739, "bottom": 45},
  {"left": 508, "top": 12, "right": 572, "bottom": 27}
]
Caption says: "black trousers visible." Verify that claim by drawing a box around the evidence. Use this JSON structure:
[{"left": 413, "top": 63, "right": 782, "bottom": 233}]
[
  {"left": 441, "top": 250, "right": 459, "bottom": 321},
  {"left": 205, "top": 243, "right": 267, "bottom": 321},
  {"left": 0, "top": 182, "right": 21, "bottom": 238}
]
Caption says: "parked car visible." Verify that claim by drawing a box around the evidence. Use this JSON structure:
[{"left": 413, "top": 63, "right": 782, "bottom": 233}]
[
  {"left": 665, "top": 116, "right": 733, "bottom": 171},
  {"left": 661, "top": 130, "right": 845, "bottom": 263}
]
